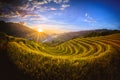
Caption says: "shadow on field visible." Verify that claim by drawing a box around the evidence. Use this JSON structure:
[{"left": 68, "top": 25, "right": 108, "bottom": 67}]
[{"left": 0, "top": 48, "right": 31, "bottom": 80}]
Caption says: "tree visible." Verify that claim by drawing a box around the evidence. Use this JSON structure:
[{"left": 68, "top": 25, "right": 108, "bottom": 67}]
[{"left": 0, "top": 20, "right": 5, "bottom": 24}]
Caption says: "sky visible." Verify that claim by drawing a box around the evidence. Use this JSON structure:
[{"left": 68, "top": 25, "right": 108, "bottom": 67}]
[{"left": 0, "top": 0, "right": 120, "bottom": 33}]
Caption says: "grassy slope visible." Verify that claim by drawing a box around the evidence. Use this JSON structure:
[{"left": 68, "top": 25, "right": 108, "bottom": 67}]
[{"left": 0, "top": 33, "right": 120, "bottom": 80}]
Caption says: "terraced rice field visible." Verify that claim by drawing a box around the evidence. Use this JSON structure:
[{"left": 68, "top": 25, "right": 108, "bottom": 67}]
[
  {"left": 41, "top": 33, "right": 120, "bottom": 60},
  {"left": 4, "top": 33, "right": 120, "bottom": 80}
]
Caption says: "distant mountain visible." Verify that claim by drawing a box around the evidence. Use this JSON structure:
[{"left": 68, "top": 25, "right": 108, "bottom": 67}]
[
  {"left": 0, "top": 21, "right": 120, "bottom": 44},
  {"left": 0, "top": 21, "right": 49, "bottom": 42},
  {"left": 57, "top": 29, "right": 120, "bottom": 40},
  {"left": 44, "top": 29, "right": 120, "bottom": 45}
]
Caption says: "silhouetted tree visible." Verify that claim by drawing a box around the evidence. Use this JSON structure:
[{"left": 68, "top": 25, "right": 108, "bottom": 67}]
[{"left": 0, "top": 20, "right": 5, "bottom": 24}]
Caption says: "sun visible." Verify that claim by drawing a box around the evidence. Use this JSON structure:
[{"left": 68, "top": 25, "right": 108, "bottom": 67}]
[{"left": 37, "top": 28, "right": 43, "bottom": 32}]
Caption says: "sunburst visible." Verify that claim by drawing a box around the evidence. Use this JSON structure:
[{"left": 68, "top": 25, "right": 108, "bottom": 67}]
[{"left": 38, "top": 28, "right": 43, "bottom": 32}]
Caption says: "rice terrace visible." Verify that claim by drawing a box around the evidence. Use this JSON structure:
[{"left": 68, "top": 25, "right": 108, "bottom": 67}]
[
  {"left": 0, "top": 30, "right": 120, "bottom": 80},
  {"left": 0, "top": 0, "right": 120, "bottom": 80}
]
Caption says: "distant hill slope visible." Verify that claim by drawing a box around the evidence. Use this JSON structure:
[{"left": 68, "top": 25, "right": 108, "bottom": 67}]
[
  {"left": 45, "top": 29, "right": 120, "bottom": 45},
  {"left": 83, "top": 29, "right": 120, "bottom": 37},
  {"left": 0, "top": 21, "right": 34, "bottom": 37},
  {"left": 0, "top": 21, "right": 49, "bottom": 42},
  {"left": 56, "top": 29, "right": 120, "bottom": 40}
]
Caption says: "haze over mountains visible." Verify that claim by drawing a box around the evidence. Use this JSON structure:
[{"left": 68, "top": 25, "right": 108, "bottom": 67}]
[{"left": 0, "top": 21, "right": 120, "bottom": 44}]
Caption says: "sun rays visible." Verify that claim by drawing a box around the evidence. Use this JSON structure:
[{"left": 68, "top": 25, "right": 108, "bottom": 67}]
[
  {"left": 37, "top": 28, "right": 43, "bottom": 32},
  {"left": 26, "top": 28, "right": 48, "bottom": 42}
]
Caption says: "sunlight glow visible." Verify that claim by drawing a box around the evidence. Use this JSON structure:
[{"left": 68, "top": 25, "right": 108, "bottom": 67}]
[{"left": 38, "top": 28, "right": 43, "bottom": 32}]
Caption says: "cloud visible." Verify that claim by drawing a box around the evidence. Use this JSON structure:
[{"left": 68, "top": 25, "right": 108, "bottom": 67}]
[
  {"left": 84, "top": 19, "right": 96, "bottom": 22},
  {"left": 84, "top": 13, "right": 96, "bottom": 23},
  {"left": 50, "top": 7, "right": 57, "bottom": 10},
  {"left": 29, "top": 15, "right": 48, "bottom": 21},
  {"left": 0, "top": 14, "right": 17, "bottom": 19},
  {"left": 0, "top": 0, "right": 70, "bottom": 20},
  {"left": 28, "top": 0, "right": 33, "bottom": 1},
  {"left": 61, "top": 4, "right": 70, "bottom": 8},
  {"left": 29, "top": 17, "right": 45, "bottom": 21},
  {"left": 46, "top": 0, "right": 70, "bottom": 4},
  {"left": 53, "top": 0, "right": 62, "bottom": 4},
  {"left": 60, "top": 4, "right": 70, "bottom": 10},
  {"left": 48, "top": 0, "right": 70, "bottom": 4},
  {"left": 63, "top": 0, "right": 69, "bottom": 3},
  {"left": 85, "top": 13, "right": 88, "bottom": 17},
  {"left": 0, "top": 0, "right": 32, "bottom": 18}
]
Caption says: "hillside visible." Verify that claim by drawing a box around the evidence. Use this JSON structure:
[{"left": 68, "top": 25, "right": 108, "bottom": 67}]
[
  {"left": 0, "top": 33, "right": 120, "bottom": 80},
  {"left": 44, "top": 29, "right": 120, "bottom": 46},
  {"left": 0, "top": 21, "right": 49, "bottom": 42}
]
